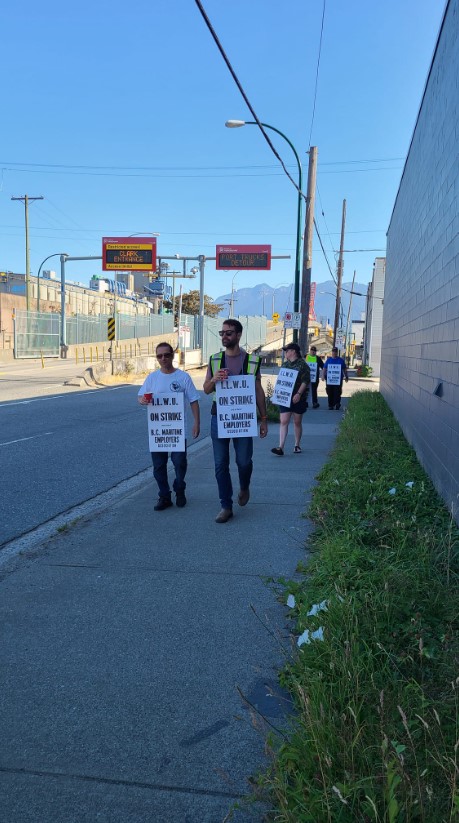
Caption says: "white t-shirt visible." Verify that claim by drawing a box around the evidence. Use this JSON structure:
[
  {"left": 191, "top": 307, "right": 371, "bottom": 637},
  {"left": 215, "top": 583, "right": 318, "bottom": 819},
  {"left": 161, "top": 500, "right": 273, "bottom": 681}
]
[{"left": 138, "top": 368, "right": 199, "bottom": 438}]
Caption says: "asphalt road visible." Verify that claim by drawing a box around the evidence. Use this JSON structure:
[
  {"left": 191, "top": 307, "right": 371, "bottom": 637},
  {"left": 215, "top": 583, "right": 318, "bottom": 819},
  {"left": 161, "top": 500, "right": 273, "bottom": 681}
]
[
  {"left": 0, "top": 359, "right": 96, "bottom": 401},
  {"left": 0, "top": 382, "right": 212, "bottom": 547}
]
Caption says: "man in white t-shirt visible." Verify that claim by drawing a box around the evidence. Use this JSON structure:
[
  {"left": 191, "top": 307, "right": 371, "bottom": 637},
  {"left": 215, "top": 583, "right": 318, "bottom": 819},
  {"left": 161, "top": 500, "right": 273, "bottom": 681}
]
[{"left": 138, "top": 342, "right": 200, "bottom": 510}]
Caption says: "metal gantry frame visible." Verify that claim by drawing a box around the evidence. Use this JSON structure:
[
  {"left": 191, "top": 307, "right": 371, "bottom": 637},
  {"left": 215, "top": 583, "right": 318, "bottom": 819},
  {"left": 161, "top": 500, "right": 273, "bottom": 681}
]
[{"left": 55, "top": 250, "right": 291, "bottom": 358}]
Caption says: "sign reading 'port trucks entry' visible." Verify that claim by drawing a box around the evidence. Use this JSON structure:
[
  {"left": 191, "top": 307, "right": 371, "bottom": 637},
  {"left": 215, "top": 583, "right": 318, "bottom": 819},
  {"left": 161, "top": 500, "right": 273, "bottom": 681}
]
[
  {"left": 215, "top": 244, "right": 271, "bottom": 271},
  {"left": 102, "top": 237, "right": 157, "bottom": 272}
]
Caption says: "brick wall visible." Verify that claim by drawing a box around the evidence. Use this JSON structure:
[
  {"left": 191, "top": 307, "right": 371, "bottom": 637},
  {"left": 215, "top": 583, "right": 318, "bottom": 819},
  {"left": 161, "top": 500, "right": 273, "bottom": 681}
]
[{"left": 381, "top": 0, "right": 459, "bottom": 518}]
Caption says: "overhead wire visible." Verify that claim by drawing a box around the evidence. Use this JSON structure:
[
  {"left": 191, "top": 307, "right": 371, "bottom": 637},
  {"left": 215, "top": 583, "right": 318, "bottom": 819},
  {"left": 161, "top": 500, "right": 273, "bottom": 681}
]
[
  {"left": 308, "top": 0, "right": 326, "bottom": 147},
  {"left": 313, "top": 219, "right": 336, "bottom": 284},
  {"left": 193, "top": 0, "right": 305, "bottom": 199},
  {"left": 0, "top": 164, "right": 402, "bottom": 179},
  {"left": 0, "top": 157, "right": 404, "bottom": 171}
]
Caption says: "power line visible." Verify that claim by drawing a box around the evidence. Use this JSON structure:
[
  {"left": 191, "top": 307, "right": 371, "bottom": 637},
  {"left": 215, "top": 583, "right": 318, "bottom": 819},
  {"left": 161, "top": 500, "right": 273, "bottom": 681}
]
[
  {"left": 1, "top": 164, "right": 402, "bottom": 180},
  {"left": 0, "top": 223, "right": 387, "bottom": 237},
  {"left": 0, "top": 156, "right": 404, "bottom": 170},
  {"left": 313, "top": 218, "right": 336, "bottom": 283},
  {"left": 193, "top": 0, "right": 305, "bottom": 199},
  {"left": 308, "top": 0, "right": 326, "bottom": 147}
]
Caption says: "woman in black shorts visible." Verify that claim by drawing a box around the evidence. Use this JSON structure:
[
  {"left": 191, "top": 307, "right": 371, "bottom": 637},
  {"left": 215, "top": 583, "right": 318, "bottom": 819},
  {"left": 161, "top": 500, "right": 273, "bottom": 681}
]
[{"left": 271, "top": 343, "right": 311, "bottom": 455}]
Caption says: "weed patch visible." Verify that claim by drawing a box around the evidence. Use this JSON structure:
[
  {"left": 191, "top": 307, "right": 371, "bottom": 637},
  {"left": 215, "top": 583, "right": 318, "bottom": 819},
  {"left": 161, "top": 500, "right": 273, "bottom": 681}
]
[
  {"left": 265, "top": 379, "right": 280, "bottom": 423},
  {"left": 261, "top": 391, "right": 459, "bottom": 821}
]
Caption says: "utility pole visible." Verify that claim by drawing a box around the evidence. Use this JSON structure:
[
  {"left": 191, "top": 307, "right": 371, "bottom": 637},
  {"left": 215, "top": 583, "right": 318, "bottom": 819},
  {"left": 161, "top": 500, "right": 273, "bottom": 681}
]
[
  {"left": 11, "top": 194, "right": 44, "bottom": 312},
  {"left": 333, "top": 199, "right": 346, "bottom": 348},
  {"left": 298, "top": 146, "right": 318, "bottom": 353},
  {"left": 344, "top": 268, "right": 356, "bottom": 362}
]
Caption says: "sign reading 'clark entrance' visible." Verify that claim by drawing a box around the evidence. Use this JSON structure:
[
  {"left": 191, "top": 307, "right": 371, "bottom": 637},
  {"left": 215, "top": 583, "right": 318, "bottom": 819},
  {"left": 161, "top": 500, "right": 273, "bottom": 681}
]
[{"left": 102, "top": 237, "right": 157, "bottom": 271}]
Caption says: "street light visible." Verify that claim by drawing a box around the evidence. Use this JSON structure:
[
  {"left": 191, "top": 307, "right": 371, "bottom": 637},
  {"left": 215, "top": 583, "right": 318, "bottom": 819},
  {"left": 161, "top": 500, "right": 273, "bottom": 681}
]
[
  {"left": 319, "top": 290, "right": 344, "bottom": 328},
  {"left": 230, "top": 270, "right": 239, "bottom": 317},
  {"left": 261, "top": 288, "right": 271, "bottom": 317},
  {"left": 225, "top": 119, "right": 302, "bottom": 341},
  {"left": 36, "top": 253, "right": 68, "bottom": 312},
  {"left": 272, "top": 282, "right": 292, "bottom": 316}
]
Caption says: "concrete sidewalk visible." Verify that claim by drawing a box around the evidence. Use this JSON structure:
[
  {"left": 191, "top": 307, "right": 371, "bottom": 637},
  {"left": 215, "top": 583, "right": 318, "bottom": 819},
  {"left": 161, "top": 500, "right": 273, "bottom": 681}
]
[{"left": 0, "top": 406, "right": 342, "bottom": 822}]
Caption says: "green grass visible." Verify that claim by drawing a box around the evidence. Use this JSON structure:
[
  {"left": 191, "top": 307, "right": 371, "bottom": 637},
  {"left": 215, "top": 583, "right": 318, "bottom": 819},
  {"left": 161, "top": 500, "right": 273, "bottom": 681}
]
[
  {"left": 264, "top": 378, "right": 280, "bottom": 422},
  {"left": 260, "top": 391, "right": 459, "bottom": 822}
]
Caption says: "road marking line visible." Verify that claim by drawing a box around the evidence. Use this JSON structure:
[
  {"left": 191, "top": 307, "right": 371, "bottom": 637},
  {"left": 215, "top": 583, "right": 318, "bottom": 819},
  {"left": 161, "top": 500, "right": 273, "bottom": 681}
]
[
  {"left": 0, "top": 396, "right": 65, "bottom": 408},
  {"left": 0, "top": 385, "right": 132, "bottom": 409},
  {"left": 0, "top": 432, "right": 53, "bottom": 447}
]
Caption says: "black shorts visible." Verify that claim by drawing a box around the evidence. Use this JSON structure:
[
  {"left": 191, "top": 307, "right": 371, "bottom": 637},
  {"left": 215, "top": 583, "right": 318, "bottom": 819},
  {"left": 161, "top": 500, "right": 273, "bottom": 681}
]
[{"left": 277, "top": 397, "right": 307, "bottom": 415}]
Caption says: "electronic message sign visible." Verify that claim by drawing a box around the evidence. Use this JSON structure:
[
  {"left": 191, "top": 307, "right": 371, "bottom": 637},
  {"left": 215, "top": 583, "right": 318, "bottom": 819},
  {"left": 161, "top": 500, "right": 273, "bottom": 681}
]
[
  {"left": 215, "top": 244, "right": 271, "bottom": 271},
  {"left": 102, "top": 237, "right": 157, "bottom": 271}
]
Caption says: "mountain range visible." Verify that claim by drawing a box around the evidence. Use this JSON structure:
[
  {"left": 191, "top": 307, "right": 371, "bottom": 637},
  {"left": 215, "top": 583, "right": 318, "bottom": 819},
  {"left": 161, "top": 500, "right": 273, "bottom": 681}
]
[{"left": 214, "top": 280, "right": 368, "bottom": 326}]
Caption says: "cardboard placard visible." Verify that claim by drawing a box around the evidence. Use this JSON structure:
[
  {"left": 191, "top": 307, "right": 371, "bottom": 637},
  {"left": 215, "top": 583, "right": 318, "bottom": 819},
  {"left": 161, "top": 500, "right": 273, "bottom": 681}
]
[
  {"left": 147, "top": 392, "right": 186, "bottom": 451},
  {"left": 272, "top": 367, "right": 297, "bottom": 406},
  {"left": 216, "top": 375, "right": 258, "bottom": 438}
]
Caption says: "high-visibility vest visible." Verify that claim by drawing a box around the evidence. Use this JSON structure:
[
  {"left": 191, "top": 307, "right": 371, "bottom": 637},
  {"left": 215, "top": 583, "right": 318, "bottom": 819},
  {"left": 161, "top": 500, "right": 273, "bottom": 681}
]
[
  {"left": 209, "top": 351, "right": 261, "bottom": 397},
  {"left": 210, "top": 351, "right": 260, "bottom": 376}
]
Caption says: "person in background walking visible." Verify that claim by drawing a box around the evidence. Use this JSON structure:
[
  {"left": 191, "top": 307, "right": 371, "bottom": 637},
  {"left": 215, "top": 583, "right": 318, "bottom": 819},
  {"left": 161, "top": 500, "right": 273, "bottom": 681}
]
[
  {"left": 203, "top": 319, "right": 268, "bottom": 524},
  {"left": 322, "top": 346, "right": 348, "bottom": 410},
  {"left": 271, "top": 342, "right": 310, "bottom": 456},
  {"left": 138, "top": 342, "right": 200, "bottom": 510},
  {"left": 306, "top": 344, "right": 325, "bottom": 408}
]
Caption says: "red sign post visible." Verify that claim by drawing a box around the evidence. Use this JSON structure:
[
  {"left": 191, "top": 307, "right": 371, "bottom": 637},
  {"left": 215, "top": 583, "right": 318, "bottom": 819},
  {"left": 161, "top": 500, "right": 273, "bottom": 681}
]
[
  {"left": 102, "top": 237, "right": 157, "bottom": 271},
  {"left": 216, "top": 244, "right": 271, "bottom": 270}
]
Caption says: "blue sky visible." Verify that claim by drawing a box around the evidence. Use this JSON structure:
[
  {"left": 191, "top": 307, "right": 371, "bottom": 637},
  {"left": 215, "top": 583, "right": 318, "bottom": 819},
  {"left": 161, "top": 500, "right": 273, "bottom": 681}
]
[{"left": 1, "top": 0, "right": 445, "bottom": 302}]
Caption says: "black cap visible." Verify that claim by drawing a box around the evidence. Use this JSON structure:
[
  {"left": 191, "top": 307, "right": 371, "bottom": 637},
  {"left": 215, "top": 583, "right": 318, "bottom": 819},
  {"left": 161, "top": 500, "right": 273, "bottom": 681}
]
[{"left": 283, "top": 343, "right": 301, "bottom": 355}]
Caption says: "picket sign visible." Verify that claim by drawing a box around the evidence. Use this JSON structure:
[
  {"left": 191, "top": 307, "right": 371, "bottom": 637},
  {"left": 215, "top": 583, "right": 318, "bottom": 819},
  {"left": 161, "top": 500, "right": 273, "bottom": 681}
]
[{"left": 215, "top": 375, "right": 258, "bottom": 438}]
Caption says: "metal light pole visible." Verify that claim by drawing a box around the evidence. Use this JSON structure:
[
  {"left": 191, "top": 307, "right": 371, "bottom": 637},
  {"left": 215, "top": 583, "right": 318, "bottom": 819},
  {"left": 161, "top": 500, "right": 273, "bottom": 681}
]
[
  {"left": 272, "top": 282, "right": 291, "bottom": 316},
  {"left": 319, "top": 290, "right": 343, "bottom": 332},
  {"left": 198, "top": 254, "right": 205, "bottom": 348},
  {"left": 261, "top": 289, "right": 270, "bottom": 317},
  {"left": 225, "top": 120, "right": 303, "bottom": 341},
  {"left": 230, "top": 270, "right": 239, "bottom": 317},
  {"left": 36, "top": 253, "right": 68, "bottom": 312},
  {"left": 60, "top": 254, "right": 67, "bottom": 355}
]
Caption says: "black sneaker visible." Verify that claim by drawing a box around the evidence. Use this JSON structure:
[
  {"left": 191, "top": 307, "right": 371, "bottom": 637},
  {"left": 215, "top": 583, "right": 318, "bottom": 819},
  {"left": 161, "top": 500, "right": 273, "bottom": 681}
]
[
  {"left": 154, "top": 497, "right": 173, "bottom": 511},
  {"left": 176, "top": 490, "right": 187, "bottom": 508}
]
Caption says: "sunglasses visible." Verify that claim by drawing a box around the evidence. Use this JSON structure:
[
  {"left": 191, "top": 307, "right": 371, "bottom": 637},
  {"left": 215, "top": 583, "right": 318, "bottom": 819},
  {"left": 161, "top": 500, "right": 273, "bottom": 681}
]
[
  {"left": 218, "top": 330, "right": 236, "bottom": 337},
  {"left": 156, "top": 352, "right": 173, "bottom": 359}
]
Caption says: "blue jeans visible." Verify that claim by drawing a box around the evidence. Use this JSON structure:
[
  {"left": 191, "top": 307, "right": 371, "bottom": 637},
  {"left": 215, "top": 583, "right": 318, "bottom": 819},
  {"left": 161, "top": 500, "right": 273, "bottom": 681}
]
[
  {"left": 210, "top": 416, "right": 253, "bottom": 510},
  {"left": 151, "top": 448, "right": 187, "bottom": 499}
]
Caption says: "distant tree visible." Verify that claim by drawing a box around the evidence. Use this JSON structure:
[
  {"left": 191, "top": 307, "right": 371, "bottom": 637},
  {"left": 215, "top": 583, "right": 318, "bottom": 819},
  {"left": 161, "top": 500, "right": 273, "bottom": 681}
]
[{"left": 163, "top": 290, "right": 223, "bottom": 318}]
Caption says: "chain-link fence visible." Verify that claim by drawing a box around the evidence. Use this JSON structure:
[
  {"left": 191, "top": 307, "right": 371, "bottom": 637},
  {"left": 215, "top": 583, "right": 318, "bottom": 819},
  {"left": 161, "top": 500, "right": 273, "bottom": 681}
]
[
  {"left": 200, "top": 315, "right": 267, "bottom": 365},
  {"left": 14, "top": 310, "right": 266, "bottom": 360},
  {"left": 14, "top": 311, "right": 60, "bottom": 358},
  {"left": 14, "top": 310, "right": 175, "bottom": 357}
]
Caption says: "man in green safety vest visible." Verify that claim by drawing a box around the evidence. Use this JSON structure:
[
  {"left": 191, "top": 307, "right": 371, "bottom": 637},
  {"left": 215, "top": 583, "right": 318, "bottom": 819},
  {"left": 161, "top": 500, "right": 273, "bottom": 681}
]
[
  {"left": 203, "top": 319, "right": 268, "bottom": 523},
  {"left": 306, "top": 344, "right": 325, "bottom": 408}
]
